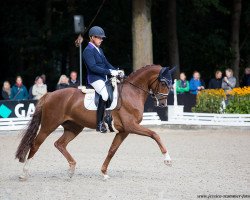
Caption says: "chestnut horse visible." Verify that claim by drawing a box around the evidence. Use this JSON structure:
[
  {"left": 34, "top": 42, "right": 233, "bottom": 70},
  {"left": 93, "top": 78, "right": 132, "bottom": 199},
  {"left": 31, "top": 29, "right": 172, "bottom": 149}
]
[{"left": 16, "top": 65, "right": 173, "bottom": 180}]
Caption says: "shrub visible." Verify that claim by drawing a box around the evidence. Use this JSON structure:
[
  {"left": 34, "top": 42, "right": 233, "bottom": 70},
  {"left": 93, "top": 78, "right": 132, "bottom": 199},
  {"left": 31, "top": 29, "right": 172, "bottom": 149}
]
[
  {"left": 192, "top": 87, "right": 250, "bottom": 114},
  {"left": 192, "top": 89, "right": 226, "bottom": 113},
  {"left": 225, "top": 87, "right": 250, "bottom": 114}
]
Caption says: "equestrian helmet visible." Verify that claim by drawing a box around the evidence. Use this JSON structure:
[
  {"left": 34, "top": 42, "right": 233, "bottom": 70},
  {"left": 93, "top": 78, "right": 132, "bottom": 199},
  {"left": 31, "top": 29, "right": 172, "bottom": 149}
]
[{"left": 89, "top": 26, "right": 106, "bottom": 38}]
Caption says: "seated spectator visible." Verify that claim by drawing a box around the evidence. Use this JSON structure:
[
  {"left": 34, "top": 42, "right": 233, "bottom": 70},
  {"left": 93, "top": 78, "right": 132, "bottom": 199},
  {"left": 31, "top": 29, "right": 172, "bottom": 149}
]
[
  {"left": 241, "top": 67, "right": 250, "bottom": 86},
  {"left": 69, "top": 71, "right": 80, "bottom": 88},
  {"left": 56, "top": 75, "right": 69, "bottom": 90},
  {"left": 208, "top": 70, "right": 222, "bottom": 89},
  {"left": 189, "top": 71, "right": 204, "bottom": 95},
  {"left": 222, "top": 68, "right": 236, "bottom": 91},
  {"left": 176, "top": 72, "right": 189, "bottom": 94},
  {"left": 10, "top": 76, "right": 29, "bottom": 100},
  {"left": 32, "top": 76, "right": 47, "bottom": 100},
  {"left": 1, "top": 81, "right": 11, "bottom": 100}
]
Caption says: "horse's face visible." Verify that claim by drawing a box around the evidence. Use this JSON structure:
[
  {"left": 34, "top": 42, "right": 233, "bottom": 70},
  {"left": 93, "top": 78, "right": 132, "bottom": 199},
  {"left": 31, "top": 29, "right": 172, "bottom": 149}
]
[
  {"left": 153, "top": 81, "right": 169, "bottom": 107},
  {"left": 151, "top": 67, "right": 175, "bottom": 107}
]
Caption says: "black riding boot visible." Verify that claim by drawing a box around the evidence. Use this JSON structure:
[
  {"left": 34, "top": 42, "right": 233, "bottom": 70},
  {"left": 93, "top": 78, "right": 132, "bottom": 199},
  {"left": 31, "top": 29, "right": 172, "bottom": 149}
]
[{"left": 96, "top": 98, "right": 107, "bottom": 133}]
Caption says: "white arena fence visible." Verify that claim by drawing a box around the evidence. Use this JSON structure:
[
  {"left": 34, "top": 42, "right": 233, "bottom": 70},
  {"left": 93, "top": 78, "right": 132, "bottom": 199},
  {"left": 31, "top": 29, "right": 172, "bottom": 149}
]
[
  {"left": 1, "top": 110, "right": 250, "bottom": 131},
  {"left": 0, "top": 112, "right": 162, "bottom": 131},
  {"left": 167, "top": 105, "right": 250, "bottom": 127}
]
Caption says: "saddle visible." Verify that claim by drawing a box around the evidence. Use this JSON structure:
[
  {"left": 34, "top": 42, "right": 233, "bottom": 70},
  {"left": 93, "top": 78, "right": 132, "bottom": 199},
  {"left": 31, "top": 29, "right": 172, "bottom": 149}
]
[{"left": 81, "top": 77, "right": 119, "bottom": 111}]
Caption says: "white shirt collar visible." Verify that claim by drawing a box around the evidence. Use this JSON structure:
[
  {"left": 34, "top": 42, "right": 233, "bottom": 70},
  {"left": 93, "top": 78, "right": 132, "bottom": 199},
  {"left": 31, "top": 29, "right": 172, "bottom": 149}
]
[{"left": 89, "top": 42, "right": 100, "bottom": 54}]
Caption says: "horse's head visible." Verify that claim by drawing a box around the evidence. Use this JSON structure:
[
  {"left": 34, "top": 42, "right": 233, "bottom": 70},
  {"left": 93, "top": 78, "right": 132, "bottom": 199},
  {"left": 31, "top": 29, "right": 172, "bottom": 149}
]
[{"left": 150, "top": 66, "right": 175, "bottom": 107}]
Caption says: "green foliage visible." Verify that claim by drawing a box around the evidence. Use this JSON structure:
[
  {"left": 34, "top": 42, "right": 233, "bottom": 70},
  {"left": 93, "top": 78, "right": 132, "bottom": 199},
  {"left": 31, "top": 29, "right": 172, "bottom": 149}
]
[
  {"left": 192, "top": 89, "right": 226, "bottom": 113},
  {"left": 192, "top": 87, "right": 250, "bottom": 114},
  {"left": 192, "top": 0, "right": 230, "bottom": 15},
  {"left": 225, "top": 95, "right": 250, "bottom": 114}
]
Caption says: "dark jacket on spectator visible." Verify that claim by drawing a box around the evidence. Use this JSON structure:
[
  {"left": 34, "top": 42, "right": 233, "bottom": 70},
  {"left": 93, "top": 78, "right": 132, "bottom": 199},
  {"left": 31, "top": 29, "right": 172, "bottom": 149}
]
[
  {"left": 1, "top": 90, "right": 11, "bottom": 100},
  {"left": 208, "top": 78, "right": 222, "bottom": 89},
  {"left": 56, "top": 83, "right": 69, "bottom": 90},
  {"left": 10, "top": 84, "right": 29, "bottom": 100},
  {"left": 242, "top": 74, "right": 250, "bottom": 86},
  {"left": 29, "top": 86, "right": 34, "bottom": 99},
  {"left": 69, "top": 79, "right": 80, "bottom": 88}
]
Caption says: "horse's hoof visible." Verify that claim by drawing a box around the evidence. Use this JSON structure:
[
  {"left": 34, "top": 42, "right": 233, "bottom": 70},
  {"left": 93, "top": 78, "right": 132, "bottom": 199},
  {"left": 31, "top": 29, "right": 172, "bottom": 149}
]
[
  {"left": 103, "top": 174, "right": 110, "bottom": 181},
  {"left": 164, "top": 160, "right": 172, "bottom": 167},
  {"left": 19, "top": 174, "right": 28, "bottom": 181},
  {"left": 68, "top": 169, "right": 75, "bottom": 178}
]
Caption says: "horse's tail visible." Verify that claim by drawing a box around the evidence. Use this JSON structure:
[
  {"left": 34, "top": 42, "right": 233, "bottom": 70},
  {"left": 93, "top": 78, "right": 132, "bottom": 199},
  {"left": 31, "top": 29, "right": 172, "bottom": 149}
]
[{"left": 15, "top": 93, "right": 49, "bottom": 163}]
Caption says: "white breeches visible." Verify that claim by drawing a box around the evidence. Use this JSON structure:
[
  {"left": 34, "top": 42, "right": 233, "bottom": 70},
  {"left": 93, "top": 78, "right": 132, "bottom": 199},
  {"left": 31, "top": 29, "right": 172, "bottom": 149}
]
[{"left": 90, "top": 80, "right": 109, "bottom": 101}]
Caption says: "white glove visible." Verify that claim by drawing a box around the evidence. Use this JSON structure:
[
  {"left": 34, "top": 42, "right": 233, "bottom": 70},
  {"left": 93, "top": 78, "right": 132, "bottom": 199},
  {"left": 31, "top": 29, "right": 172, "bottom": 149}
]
[
  {"left": 118, "top": 70, "right": 125, "bottom": 77},
  {"left": 110, "top": 70, "right": 119, "bottom": 77}
]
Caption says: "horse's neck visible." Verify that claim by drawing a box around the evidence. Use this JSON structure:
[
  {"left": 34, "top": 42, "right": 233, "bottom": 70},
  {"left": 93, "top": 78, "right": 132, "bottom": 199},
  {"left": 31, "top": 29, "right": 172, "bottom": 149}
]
[
  {"left": 127, "top": 66, "right": 160, "bottom": 88},
  {"left": 123, "top": 65, "right": 161, "bottom": 106}
]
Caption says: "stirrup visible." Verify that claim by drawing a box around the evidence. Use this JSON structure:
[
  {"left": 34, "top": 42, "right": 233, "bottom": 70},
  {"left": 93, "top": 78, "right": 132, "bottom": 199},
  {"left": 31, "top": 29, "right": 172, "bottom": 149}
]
[{"left": 96, "top": 122, "right": 107, "bottom": 133}]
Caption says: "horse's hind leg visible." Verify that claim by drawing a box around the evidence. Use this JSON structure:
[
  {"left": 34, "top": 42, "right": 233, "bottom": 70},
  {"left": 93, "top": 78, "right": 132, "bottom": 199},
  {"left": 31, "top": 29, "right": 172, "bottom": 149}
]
[
  {"left": 54, "top": 124, "right": 83, "bottom": 178},
  {"left": 19, "top": 126, "right": 57, "bottom": 181}
]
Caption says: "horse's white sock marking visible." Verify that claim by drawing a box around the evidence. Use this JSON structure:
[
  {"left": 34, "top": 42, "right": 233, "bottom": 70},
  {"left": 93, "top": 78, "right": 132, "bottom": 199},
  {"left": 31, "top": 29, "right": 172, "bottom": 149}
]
[
  {"left": 103, "top": 174, "right": 110, "bottom": 181},
  {"left": 163, "top": 152, "right": 172, "bottom": 166},
  {"left": 164, "top": 152, "right": 171, "bottom": 161},
  {"left": 19, "top": 159, "right": 32, "bottom": 181}
]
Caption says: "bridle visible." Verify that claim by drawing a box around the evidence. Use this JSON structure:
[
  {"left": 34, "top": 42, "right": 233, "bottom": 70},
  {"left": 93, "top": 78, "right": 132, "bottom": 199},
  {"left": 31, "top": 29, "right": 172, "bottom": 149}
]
[{"left": 123, "top": 76, "right": 171, "bottom": 107}]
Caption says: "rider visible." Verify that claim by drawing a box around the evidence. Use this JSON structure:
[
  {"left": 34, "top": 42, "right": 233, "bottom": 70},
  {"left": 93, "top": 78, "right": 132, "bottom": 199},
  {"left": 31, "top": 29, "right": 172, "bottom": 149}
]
[{"left": 83, "top": 26, "right": 119, "bottom": 133}]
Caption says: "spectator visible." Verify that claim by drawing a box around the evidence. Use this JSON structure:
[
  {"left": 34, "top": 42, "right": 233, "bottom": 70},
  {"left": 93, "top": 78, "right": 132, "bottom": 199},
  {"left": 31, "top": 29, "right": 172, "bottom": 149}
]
[
  {"left": 222, "top": 68, "right": 236, "bottom": 91},
  {"left": 208, "top": 70, "right": 222, "bottom": 89},
  {"left": 56, "top": 75, "right": 69, "bottom": 90},
  {"left": 1, "top": 81, "right": 11, "bottom": 100},
  {"left": 176, "top": 72, "right": 189, "bottom": 94},
  {"left": 10, "top": 76, "right": 29, "bottom": 100},
  {"left": 189, "top": 71, "right": 204, "bottom": 95},
  {"left": 32, "top": 76, "right": 47, "bottom": 100},
  {"left": 28, "top": 78, "right": 35, "bottom": 100},
  {"left": 241, "top": 67, "right": 250, "bottom": 86},
  {"left": 69, "top": 71, "right": 80, "bottom": 88},
  {"left": 41, "top": 74, "right": 46, "bottom": 84}
]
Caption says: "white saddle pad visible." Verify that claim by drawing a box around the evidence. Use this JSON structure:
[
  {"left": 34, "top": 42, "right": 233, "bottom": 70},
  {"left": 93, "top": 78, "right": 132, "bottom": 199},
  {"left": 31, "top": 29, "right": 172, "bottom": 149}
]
[{"left": 80, "top": 79, "right": 119, "bottom": 111}]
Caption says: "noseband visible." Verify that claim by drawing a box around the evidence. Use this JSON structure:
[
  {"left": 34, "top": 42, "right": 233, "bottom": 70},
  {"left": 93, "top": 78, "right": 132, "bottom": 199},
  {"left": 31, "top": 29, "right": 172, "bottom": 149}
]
[{"left": 149, "top": 78, "right": 170, "bottom": 106}]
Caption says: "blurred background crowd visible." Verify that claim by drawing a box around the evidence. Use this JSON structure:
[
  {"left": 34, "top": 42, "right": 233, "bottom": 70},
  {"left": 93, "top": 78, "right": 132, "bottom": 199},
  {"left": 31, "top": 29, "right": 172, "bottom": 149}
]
[
  {"left": 1, "top": 71, "right": 79, "bottom": 101},
  {"left": 1, "top": 67, "right": 249, "bottom": 101}
]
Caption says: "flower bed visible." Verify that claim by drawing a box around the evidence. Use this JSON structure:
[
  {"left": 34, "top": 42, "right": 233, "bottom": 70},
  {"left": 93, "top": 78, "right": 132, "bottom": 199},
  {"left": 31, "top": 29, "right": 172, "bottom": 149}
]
[{"left": 192, "top": 87, "right": 250, "bottom": 114}]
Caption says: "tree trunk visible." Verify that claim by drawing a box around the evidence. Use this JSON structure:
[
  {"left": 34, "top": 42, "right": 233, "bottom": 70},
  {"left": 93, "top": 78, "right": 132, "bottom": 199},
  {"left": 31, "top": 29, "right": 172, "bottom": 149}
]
[
  {"left": 132, "top": 0, "right": 153, "bottom": 70},
  {"left": 231, "top": 0, "right": 242, "bottom": 86},
  {"left": 166, "top": 0, "right": 180, "bottom": 78}
]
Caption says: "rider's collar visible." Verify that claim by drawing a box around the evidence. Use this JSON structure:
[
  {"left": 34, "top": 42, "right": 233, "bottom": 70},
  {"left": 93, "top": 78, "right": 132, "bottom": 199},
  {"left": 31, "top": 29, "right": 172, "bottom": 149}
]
[{"left": 89, "top": 42, "right": 100, "bottom": 54}]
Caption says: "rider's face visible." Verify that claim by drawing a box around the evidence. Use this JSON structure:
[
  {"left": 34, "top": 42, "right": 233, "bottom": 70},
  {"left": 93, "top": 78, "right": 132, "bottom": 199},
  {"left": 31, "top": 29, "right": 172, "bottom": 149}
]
[{"left": 90, "top": 36, "right": 103, "bottom": 47}]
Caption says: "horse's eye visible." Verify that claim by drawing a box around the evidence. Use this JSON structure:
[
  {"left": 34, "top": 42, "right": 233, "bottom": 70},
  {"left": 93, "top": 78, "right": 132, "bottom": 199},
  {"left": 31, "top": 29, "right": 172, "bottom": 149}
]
[{"left": 161, "top": 82, "right": 166, "bottom": 87}]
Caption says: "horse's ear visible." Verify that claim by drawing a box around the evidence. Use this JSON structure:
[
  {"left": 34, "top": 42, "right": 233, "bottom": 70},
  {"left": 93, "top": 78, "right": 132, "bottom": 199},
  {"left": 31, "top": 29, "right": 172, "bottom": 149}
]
[
  {"left": 169, "top": 66, "right": 176, "bottom": 74},
  {"left": 162, "top": 67, "right": 169, "bottom": 76}
]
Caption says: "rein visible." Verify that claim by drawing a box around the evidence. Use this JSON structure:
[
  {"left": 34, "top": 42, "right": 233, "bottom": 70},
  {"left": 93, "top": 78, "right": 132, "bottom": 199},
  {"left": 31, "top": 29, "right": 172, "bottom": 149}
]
[
  {"left": 123, "top": 77, "right": 169, "bottom": 99},
  {"left": 123, "top": 79, "right": 155, "bottom": 96}
]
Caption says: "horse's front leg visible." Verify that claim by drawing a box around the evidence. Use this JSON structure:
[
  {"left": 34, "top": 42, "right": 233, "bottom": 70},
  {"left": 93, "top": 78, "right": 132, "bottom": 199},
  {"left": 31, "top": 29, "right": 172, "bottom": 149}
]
[
  {"left": 129, "top": 123, "right": 172, "bottom": 166},
  {"left": 101, "top": 132, "right": 128, "bottom": 180}
]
